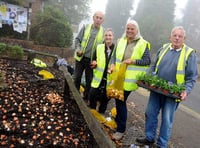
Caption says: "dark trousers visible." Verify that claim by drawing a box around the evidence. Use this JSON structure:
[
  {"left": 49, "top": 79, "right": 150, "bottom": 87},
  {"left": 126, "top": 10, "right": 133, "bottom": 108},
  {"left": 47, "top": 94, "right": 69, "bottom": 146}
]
[
  {"left": 115, "top": 90, "right": 131, "bottom": 133},
  {"left": 89, "top": 85, "right": 109, "bottom": 114},
  {"left": 74, "top": 57, "right": 93, "bottom": 100}
]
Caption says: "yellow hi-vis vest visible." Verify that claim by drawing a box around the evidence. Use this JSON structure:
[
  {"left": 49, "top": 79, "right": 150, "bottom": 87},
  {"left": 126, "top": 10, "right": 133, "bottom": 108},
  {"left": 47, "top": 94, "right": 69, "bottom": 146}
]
[
  {"left": 115, "top": 37, "right": 150, "bottom": 91},
  {"left": 30, "top": 58, "right": 47, "bottom": 68},
  {"left": 91, "top": 44, "right": 111, "bottom": 88},
  {"left": 155, "top": 43, "right": 194, "bottom": 84},
  {"left": 74, "top": 24, "right": 104, "bottom": 61}
]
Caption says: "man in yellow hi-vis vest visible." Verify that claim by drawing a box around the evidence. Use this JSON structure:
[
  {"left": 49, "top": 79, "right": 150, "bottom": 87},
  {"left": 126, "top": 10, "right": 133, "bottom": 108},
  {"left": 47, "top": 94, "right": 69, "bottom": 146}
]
[
  {"left": 136, "top": 26, "right": 198, "bottom": 148},
  {"left": 73, "top": 11, "right": 104, "bottom": 102}
]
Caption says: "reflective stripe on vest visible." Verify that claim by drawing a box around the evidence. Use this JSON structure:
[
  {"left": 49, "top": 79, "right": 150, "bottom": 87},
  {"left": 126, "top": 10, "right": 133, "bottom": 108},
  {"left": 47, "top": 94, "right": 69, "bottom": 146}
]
[
  {"left": 91, "top": 44, "right": 106, "bottom": 88},
  {"left": 155, "top": 43, "right": 194, "bottom": 84},
  {"left": 115, "top": 37, "right": 150, "bottom": 91},
  {"left": 74, "top": 24, "right": 104, "bottom": 61}
]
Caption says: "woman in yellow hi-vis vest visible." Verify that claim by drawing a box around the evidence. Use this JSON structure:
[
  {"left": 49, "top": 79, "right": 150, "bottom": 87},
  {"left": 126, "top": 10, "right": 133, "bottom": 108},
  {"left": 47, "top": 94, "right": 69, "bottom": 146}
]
[
  {"left": 110, "top": 20, "right": 151, "bottom": 140},
  {"left": 73, "top": 11, "right": 104, "bottom": 102},
  {"left": 89, "top": 28, "right": 115, "bottom": 114}
]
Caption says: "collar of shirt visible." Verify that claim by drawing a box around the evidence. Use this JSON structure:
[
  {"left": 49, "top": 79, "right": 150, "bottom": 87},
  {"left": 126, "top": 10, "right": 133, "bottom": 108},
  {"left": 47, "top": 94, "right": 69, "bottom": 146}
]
[{"left": 170, "top": 46, "right": 182, "bottom": 52}]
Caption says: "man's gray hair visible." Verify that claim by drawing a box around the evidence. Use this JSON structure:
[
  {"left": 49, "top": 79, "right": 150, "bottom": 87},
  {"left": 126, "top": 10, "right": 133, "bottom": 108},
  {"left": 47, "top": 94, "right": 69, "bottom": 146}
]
[{"left": 171, "top": 26, "right": 186, "bottom": 37}]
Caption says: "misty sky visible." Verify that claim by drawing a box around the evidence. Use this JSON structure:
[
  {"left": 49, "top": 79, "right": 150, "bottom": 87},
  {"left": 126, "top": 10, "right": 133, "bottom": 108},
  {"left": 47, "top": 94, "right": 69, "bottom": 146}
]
[{"left": 90, "top": 0, "right": 188, "bottom": 19}]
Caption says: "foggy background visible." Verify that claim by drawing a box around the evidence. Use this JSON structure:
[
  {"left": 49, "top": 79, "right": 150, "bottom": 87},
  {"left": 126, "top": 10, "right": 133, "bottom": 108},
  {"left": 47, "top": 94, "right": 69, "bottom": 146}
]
[
  {"left": 1, "top": 0, "right": 199, "bottom": 60},
  {"left": 89, "top": 0, "right": 200, "bottom": 59}
]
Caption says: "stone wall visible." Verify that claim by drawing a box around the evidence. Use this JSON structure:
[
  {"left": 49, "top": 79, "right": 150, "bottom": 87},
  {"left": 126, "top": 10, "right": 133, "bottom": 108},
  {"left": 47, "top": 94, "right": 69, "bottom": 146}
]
[{"left": 0, "top": 37, "right": 74, "bottom": 64}]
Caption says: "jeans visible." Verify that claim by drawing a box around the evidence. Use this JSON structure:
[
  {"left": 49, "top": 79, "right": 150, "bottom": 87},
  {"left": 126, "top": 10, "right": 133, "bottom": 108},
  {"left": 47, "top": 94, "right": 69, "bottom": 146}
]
[
  {"left": 74, "top": 57, "right": 93, "bottom": 100},
  {"left": 115, "top": 91, "right": 131, "bottom": 133},
  {"left": 145, "top": 91, "right": 179, "bottom": 148}
]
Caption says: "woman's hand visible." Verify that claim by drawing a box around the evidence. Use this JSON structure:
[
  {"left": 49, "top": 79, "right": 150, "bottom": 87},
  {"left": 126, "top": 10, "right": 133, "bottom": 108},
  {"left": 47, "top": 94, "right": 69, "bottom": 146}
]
[
  {"left": 123, "top": 58, "right": 135, "bottom": 65},
  {"left": 108, "top": 64, "right": 115, "bottom": 73}
]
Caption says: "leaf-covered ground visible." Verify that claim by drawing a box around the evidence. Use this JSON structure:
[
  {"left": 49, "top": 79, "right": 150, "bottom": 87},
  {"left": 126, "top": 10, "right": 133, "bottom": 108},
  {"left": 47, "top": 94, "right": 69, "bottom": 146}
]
[{"left": 0, "top": 58, "right": 97, "bottom": 147}]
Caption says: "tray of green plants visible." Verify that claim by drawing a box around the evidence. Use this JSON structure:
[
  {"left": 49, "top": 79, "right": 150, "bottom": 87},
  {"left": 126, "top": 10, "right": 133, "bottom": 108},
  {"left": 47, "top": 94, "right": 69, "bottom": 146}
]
[{"left": 136, "top": 74, "right": 185, "bottom": 101}]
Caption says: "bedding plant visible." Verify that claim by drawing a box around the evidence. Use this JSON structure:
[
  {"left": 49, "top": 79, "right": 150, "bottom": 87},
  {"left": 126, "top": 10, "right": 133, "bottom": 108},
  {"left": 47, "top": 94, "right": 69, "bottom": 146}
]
[{"left": 136, "top": 73, "right": 185, "bottom": 102}]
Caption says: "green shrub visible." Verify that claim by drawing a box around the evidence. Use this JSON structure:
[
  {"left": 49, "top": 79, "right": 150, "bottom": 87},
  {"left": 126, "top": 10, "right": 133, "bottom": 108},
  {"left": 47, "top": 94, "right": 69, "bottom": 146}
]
[
  {"left": 7, "top": 45, "right": 24, "bottom": 58},
  {"left": 0, "top": 0, "right": 24, "bottom": 5},
  {"left": 0, "top": 44, "right": 24, "bottom": 59},
  {"left": 30, "top": 6, "right": 73, "bottom": 47},
  {"left": 0, "top": 43, "right": 7, "bottom": 54}
]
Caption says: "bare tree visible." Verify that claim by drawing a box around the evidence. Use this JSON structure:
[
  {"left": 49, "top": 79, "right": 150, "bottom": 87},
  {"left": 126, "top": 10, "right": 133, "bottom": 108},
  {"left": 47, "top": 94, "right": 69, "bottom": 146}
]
[
  {"left": 183, "top": 0, "right": 200, "bottom": 54},
  {"left": 133, "top": 0, "right": 175, "bottom": 53},
  {"left": 45, "top": 0, "right": 92, "bottom": 24},
  {"left": 104, "top": 0, "right": 133, "bottom": 39}
]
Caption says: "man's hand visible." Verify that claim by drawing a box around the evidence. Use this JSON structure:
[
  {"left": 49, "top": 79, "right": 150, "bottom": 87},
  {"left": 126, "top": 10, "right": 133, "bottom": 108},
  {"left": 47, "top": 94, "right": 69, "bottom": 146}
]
[
  {"left": 76, "top": 50, "right": 83, "bottom": 57},
  {"left": 90, "top": 61, "right": 97, "bottom": 69},
  {"left": 180, "top": 90, "right": 188, "bottom": 101}
]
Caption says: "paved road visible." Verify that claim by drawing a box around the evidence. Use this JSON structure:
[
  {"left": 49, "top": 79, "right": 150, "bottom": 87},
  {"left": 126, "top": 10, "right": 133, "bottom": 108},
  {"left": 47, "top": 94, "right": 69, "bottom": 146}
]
[
  {"left": 182, "top": 82, "right": 200, "bottom": 114},
  {"left": 131, "top": 82, "right": 200, "bottom": 148}
]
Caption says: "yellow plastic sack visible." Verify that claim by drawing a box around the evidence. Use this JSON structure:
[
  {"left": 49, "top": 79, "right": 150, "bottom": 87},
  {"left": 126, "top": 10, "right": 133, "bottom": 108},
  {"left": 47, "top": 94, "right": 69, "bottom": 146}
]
[
  {"left": 90, "top": 109, "right": 106, "bottom": 123},
  {"left": 104, "top": 118, "right": 117, "bottom": 129},
  {"left": 38, "top": 70, "right": 55, "bottom": 80},
  {"left": 90, "top": 109, "right": 117, "bottom": 129},
  {"left": 110, "top": 107, "right": 117, "bottom": 118},
  {"left": 107, "top": 63, "right": 127, "bottom": 101},
  {"left": 80, "top": 85, "right": 85, "bottom": 93},
  {"left": 102, "top": 107, "right": 117, "bottom": 129}
]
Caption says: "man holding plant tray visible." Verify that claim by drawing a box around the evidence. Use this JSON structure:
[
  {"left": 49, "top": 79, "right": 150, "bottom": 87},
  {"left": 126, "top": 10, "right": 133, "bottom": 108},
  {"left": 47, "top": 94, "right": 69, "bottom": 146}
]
[{"left": 136, "top": 26, "right": 198, "bottom": 148}]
